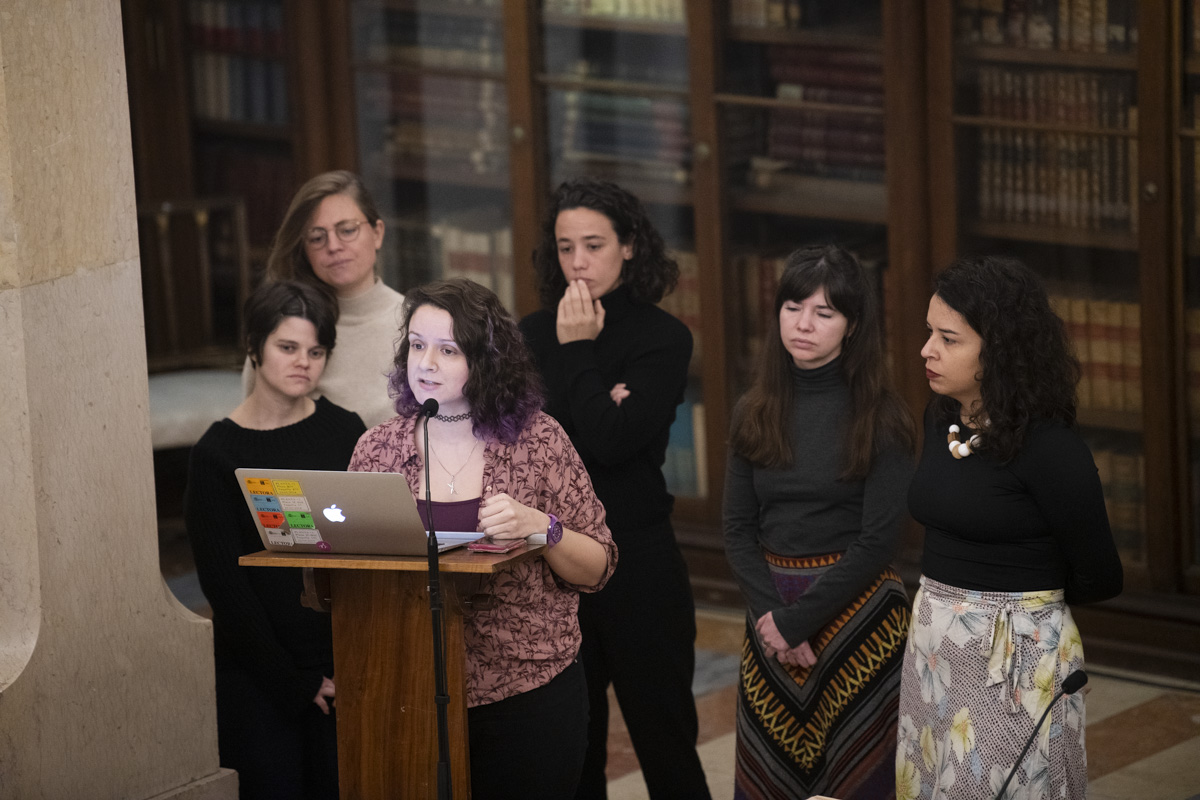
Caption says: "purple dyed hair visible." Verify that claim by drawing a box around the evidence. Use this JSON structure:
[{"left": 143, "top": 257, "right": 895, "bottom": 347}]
[{"left": 388, "top": 278, "right": 544, "bottom": 444}]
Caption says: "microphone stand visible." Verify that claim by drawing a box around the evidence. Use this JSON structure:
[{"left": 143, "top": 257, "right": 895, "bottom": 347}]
[
  {"left": 423, "top": 408, "right": 453, "bottom": 800},
  {"left": 993, "top": 670, "right": 1087, "bottom": 800}
]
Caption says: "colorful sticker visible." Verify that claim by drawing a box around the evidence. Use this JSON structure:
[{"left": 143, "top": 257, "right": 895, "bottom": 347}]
[
  {"left": 291, "top": 529, "right": 322, "bottom": 545},
  {"left": 257, "top": 511, "right": 285, "bottom": 529},
  {"left": 316, "top": 541, "right": 331, "bottom": 552},
  {"left": 273, "top": 480, "right": 304, "bottom": 496},
  {"left": 266, "top": 529, "right": 295, "bottom": 547},
  {"left": 279, "top": 495, "right": 310, "bottom": 512},
  {"left": 245, "top": 477, "right": 274, "bottom": 494},
  {"left": 285, "top": 511, "right": 315, "bottom": 529},
  {"left": 252, "top": 494, "right": 282, "bottom": 512}
]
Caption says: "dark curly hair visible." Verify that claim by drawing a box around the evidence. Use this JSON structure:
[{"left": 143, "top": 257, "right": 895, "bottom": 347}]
[
  {"left": 931, "top": 255, "right": 1080, "bottom": 462},
  {"left": 730, "top": 245, "right": 914, "bottom": 477},
  {"left": 388, "top": 278, "right": 544, "bottom": 443},
  {"left": 532, "top": 177, "right": 679, "bottom": 307}
]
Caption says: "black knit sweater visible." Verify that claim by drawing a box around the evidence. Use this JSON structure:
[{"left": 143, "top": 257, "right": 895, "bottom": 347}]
[
  {"left": 183, "top": 397, "right": 366, "bottom": 716},
  {"left": 519, "top": 284, "right": 692, "bottom": 542}
]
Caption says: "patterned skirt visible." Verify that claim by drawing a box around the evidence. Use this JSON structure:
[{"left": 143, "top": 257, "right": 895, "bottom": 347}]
[
  {"left": 734, "top": 551, "right": 912, "bottom": 800},
  {"left": 897, "top": 577, "right": 1087, "bottom": 800}
]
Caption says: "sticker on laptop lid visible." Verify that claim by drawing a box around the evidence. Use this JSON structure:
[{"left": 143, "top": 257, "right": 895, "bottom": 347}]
[
  {"left": 252, "top": 494, "right": 282, "bottom": 512},
  {"left": 266, "top": 529, "right": 295, "bottom": 547},
  {"left": 279, "top": 495, "right": 310, "bottom": 512},
  {"left": 284, "top": 511, "right": 315, "bottom": 529},
  {"left": 291, "top": 529, "right": 323, "bottom": 545},
  {"left": 257, "top": 511, "right": 285, "bottom": 529},
  {"left": 245, "top": 477, "right": 274, "bottom": 493},
  {"left": 273, "top": 480, "right": 304, "bottom": 496}
]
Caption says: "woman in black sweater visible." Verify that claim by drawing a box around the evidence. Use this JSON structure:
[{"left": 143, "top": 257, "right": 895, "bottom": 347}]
[
  {"left": 723, "top": 245, "right": 915, "bottom": 800},
  {"left": 900, "top": 256, "right": 1123, "bottom": 800},
  {"left": 519, "top": 178, "right": 709, "bottom": 800},
  {"left": 185, "top": 281, "right": 365, "bottom": 799}
]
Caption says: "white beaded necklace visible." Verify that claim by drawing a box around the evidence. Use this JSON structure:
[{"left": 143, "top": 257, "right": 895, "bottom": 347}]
[{"left": 947, "top": 424, "right": 981, "bottom": 459}]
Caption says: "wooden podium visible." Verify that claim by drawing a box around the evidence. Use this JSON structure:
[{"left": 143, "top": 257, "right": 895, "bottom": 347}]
[{"left": 240, "top": 544, "right": 545, "bottom": 799}]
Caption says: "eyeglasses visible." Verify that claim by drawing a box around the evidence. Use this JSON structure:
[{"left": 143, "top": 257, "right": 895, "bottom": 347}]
[{"left": 305, "top": 219, "right": 369, "bottom": 249}]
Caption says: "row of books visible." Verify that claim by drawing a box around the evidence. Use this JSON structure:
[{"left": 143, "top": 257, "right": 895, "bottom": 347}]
[
  {"left": 552, "top": 91, "right": 691, "bottom": 184},
  {"left": 1049, "top": 294, "right": 1142, "bottom": 413},
  {"left": 543, "top": 0, "right": 685, "bottom": 22},
  {"left": 1090, "top": 443, "right": 1145, "bottom": 562},
  {"left": 194, "top": 143, "right": 293, "bottom": 245},
  {"left": 428, "top": 211, "right": 515, "bottom": 311},
  {"left": 730, "top": 0, "right": 878, "bottom": 29},
  {"left": 977, "top": 66, "right": 1134, "bottom": 127},
  {"left": 657, "top": 252, "right": 702, "bottom": 369},
  {"left": 187, "top": 0, "right": 284, "bottom": 55},
  {"left": 765, "top": 46, "right": 886, "bottom": 183},
  {"left": 191, "top": 53, "right": 288, "bottom": 125},
  {"left": 955, "top": 0, "right": 1138, "bottom": 52},
  {"left": 975, "top": 128, "right": 1136, "bottom": 231},
  {"left": 663, "top": 399, "right": 707, "bottom": 499},
  {"left": 378, "top": 76, "right": 508, "bottom": 176},
  {"left": 362, "top": 13, "right": 504, "bottom": 71}
]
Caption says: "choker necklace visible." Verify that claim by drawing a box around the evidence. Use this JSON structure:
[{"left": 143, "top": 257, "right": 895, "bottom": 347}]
[
  {"left": 947, "top": 424, "right": 981, "bottom": 459},
  {"left": 429, "top": 439, "right": 482, "bottom": 495},
  {"left": 434, "top": 412, "right": 471, "bottom": 423}
]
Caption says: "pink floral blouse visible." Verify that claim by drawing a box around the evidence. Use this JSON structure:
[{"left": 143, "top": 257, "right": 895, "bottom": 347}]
[{"left": 349, "top": 410, "right": 617, "bottom": 707}]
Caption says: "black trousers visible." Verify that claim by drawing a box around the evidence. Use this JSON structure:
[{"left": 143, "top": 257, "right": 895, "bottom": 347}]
[
  {"left": 467, "top": 659, "right": 590, "bottom": 800},
  {"left": 215, "top": 669, "right": 338, "bottom": 800},
  {"left": 574, "top": 525, "right": 711, "bottom": 800}
]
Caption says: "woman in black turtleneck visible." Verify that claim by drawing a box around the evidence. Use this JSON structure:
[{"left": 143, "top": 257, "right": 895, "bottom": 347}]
[
  {"left": 519, "top": 178, "right": 710, "bottom": 800},
  {"left": 723, "top": 246, "right": 915, "bottom": 800}
]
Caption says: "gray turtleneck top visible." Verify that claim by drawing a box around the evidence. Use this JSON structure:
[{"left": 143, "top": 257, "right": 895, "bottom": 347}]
[{"left": 722, "top": 357, "right": 913, "bottom": 647}]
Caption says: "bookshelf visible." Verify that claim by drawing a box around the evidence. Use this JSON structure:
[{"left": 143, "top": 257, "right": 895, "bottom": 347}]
[{"left": 120, "top": 0, "right": 1200, "bottom": 676}]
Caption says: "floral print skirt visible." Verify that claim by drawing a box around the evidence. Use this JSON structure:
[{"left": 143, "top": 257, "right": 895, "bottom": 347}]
[{"left": 897, "top": 576, "right": 1087, "bottom": 800}]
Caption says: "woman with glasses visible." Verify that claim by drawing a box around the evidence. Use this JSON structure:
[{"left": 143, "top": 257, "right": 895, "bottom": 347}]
[{"left": 241, "top": 170, "right": 405, "bottom": 427}]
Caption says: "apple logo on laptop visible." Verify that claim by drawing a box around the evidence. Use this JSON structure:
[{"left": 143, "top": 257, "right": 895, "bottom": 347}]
[{"left": 323, "top": 504, "right": 346, "bottom": 523}]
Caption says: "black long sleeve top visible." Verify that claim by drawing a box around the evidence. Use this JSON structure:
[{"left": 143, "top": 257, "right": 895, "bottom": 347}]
[
  {"left": 722, "top": 359, "right": 914, "bottom": 647},
  {"left": 183, "top": 397, "right": 366, "bottom": 716},
  {"left": 908, "top": 405, "right": 1123, "bottom": 605},
  {"left": 519, "top": 284, "right": 692, "bottom": 541}
]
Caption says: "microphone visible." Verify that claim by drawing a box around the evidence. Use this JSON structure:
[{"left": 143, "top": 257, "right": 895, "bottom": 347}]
[
  {"left": 993, "top": 670, "right": 1088, "bottom": 800},
  {"left": 420, "top": 398, "right": 439, "bottom": 418}
]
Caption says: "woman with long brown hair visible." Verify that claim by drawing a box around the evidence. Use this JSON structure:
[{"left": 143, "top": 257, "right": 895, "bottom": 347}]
[
  {"left": 242, "top": 170, "right": 404, "bottom": 428},
  {"left": 724, "top": 244, "right": 914, "bottom": 800}
]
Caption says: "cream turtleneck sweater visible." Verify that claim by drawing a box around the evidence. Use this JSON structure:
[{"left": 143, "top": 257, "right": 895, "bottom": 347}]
[{"left": 242, "top": 279, "right": 405, "bottom": 428}]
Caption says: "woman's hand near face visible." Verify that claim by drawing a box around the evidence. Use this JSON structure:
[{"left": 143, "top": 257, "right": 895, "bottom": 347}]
[
  {"left": 556, "top": 279, "right": 606, "bottom": 344},
  {"left": 313, "top": 676, "right": 335, "bottom": 714},
  {"left": 479, "top": 492, "right": 549, "bottom": 540}
]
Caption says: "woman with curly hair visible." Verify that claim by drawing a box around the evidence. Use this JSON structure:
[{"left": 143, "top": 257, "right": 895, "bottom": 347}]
[
  {"left": 519, "top": 178, "right": 710, "bottom": 799},
  {"left": 242, "top": 170, "right": 405, "bottom": 428},
  {"left": 898, "top": 255, "right": 1123, "bottom": 800},
  {"left": 724, "top": 245, "right": 915, "bottom": 800},
  {"left": 349, "top": 278, "right": 617, "bottom": 799}
]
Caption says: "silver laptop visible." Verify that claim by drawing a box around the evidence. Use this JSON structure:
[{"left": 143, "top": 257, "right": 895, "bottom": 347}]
[{"left": 233, "top": 468, "right": 485, "bottom": 555}]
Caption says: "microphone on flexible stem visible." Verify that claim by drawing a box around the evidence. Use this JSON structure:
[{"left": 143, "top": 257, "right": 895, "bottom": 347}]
[
  {"left": 993, "top": 669, "right": 1088, "bottom": 800},
  {"left": 419, "top": 397, "right": 453, "bottom": 800}
]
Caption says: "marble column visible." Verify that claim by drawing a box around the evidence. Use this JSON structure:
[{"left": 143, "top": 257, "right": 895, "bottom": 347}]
[{"left": 0, "top": 2, "right": 236, "bottom": 796}]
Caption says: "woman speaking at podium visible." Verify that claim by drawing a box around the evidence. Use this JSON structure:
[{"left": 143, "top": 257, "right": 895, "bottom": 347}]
[
  {"left": 900, "top": 256, "right": 1123, "bottom": 800},
  {"left": 348, "top": 278, "right": 617, "bottom": 799}
]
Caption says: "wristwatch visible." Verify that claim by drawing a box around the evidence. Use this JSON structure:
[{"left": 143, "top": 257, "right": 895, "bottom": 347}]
[{"left": 546, "top": 513, "right": 563, "bottom": 548}]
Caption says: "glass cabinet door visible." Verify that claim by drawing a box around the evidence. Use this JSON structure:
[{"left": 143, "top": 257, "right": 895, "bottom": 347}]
[
  {"left": 717, "top": 3, "right": 888, "bottom": 391},
  {"left": 349, "top": 0, "right": 515, "bottom": 309},
  {"left": 944, "top": 0, "right": 1146, "bottom": 573},
  {"left": 537, "top": 1, "right": 707, "bottom": 499}
]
